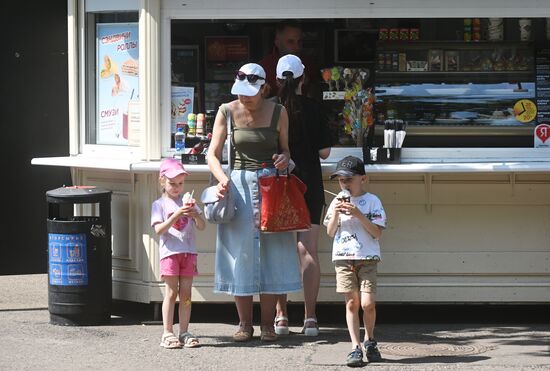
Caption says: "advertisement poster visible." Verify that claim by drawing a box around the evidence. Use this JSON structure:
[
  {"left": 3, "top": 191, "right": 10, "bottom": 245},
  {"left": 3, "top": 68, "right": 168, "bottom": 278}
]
[
  {"left": 97, "top": 23, "right": 139, "bottom": 145},
  {"left": 171, "top": 86, "right": 194, "bottom": 133}
]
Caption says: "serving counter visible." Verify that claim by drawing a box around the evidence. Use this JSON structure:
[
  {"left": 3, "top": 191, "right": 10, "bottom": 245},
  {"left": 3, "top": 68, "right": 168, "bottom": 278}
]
[{"left": 32, "top": 148, "right": 550, "bottom": 304}]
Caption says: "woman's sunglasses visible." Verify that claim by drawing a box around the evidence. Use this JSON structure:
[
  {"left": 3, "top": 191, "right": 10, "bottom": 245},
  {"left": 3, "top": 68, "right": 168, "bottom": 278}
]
[{"left": 235, "top": 71, "right": 265, "bottom": 84}]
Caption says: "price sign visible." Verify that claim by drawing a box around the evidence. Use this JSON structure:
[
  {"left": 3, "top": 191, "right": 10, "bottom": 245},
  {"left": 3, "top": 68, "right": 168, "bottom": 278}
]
[{"left": 323, "top": 91, "right": 346, "bottom": 100}]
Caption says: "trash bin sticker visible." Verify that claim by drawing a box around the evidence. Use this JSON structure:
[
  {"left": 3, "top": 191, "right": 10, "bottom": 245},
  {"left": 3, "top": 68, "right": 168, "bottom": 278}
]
[{"left": 48, "top": 233, "right": 88, "bottom": 286}]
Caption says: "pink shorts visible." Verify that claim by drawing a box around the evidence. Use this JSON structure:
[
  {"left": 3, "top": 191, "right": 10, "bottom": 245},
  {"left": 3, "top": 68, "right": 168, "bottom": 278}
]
[{"left": 160, "top": 253, "right": 198, "bottom": 278}]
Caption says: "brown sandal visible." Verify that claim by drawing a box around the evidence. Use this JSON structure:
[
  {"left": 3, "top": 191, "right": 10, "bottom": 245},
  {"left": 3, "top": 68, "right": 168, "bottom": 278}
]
[
  {"left": 233, "top": 326, "right": 254, "bottom": 342},
  {"left": 260, "top": 325, "right": 277, "bottom": 342}
]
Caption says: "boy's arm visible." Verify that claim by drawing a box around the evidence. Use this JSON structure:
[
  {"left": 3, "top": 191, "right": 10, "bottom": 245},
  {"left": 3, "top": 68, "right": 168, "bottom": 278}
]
[
  {"left": 325, "top": 201, "right": 341, "bottom": 237},
  {"left": 346, "top": 203, "right": 383, "bottom": 239}
]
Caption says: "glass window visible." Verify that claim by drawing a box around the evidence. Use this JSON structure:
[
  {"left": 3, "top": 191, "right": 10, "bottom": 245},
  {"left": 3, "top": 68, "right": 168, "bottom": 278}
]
[{"left": 168, "top": 17, "right": 545, "bottom": 151}]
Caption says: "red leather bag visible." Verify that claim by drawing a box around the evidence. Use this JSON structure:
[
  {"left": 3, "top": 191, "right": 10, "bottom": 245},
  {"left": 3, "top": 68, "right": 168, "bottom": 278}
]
[{"left": 259, "top": 172, "right": 311, "bottom": 233}]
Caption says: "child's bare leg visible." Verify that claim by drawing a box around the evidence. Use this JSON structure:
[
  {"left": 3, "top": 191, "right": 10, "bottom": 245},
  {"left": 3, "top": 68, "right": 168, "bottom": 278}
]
[
  {"left": 178, "top": 276, "right": 193, "bottom": 333},
  {"left": 162, "top": 276, "right": 179, "bottom": 334},
  {"left": 361, "top": 292, "right": 376, "bottom": 341},
  {"left": 344, "top": 291, "right": 362, "bottom": 348}
]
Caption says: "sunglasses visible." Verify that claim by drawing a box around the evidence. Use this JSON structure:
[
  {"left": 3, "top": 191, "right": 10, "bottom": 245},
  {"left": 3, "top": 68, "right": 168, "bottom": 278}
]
[{"left": 235, "top": 71, "right": 265, "bottom": 84}]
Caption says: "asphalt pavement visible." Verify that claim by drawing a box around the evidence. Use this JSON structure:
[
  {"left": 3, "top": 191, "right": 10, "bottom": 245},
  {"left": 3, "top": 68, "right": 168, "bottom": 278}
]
[{"left": 1, "top": 274, "right": 549, "bottom": 370}]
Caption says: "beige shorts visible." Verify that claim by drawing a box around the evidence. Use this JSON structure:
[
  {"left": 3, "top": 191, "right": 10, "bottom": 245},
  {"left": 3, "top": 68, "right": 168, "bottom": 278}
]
[{"left": 335, "top": 260, "right": 378, "bottom": 294}]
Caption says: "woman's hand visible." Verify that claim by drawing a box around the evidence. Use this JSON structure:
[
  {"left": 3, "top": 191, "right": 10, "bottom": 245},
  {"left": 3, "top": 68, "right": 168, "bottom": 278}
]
[
  {"left": 272, "top": 153, "right": 289, "bottom": 170},
  {"left": 216, "top": 179, "right": 230, "bottom": 199}
]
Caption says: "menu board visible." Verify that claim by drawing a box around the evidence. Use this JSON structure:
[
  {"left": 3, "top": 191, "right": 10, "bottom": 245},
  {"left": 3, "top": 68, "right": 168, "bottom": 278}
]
[
  {"left": 535, "top": 47, "right": 550, "bottom": 124},
  {"left": 204, "top": 36, "right": 249, "bottom": 81},
  {"left": 96, "top": 23, "right": 139, "bottom": 146}
]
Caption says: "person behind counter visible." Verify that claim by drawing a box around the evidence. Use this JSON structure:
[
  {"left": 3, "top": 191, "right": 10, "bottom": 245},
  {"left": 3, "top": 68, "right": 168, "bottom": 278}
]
[
  {"left": 206, "top": 63, "right": 302, "bottom": 343},
  {"left": 151, "top": 159, "right": 206, "bottom": 349},
  {"left": 272, "top": 54, "right": 332, "bottom": 337},
  {"left": 324, "top": 156, "right": 386, "bottom": 366},
  {"left": 258, "top": 20, "right": 320, "bottom": 99}
]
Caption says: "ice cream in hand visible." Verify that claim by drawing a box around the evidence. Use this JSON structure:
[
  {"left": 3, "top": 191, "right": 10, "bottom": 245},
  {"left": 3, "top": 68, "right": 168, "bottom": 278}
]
[
  {"left": 182, "top": 191, "right": 194, "bottom": 205},
  {"left": 337, "top": 190, "right": 351, "bottom": 203}
]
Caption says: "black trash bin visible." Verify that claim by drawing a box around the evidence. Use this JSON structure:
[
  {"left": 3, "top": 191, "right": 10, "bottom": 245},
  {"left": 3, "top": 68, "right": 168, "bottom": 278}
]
[{"left": 46, "top": 186, "right": 112, "bottom": 326}]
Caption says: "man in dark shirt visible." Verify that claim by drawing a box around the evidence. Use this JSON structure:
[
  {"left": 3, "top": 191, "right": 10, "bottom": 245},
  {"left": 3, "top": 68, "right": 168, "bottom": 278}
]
[{"left": 258, "top": 20, "right": 320, "bottom": 99}]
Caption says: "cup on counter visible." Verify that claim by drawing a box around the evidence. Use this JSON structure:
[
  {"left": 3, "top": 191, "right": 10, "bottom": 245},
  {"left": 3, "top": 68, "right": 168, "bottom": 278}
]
[
  {"left": 519, "top": 19, "right": 532, "bottom": 41},
  {"left": 488, "top": 18, "right": 504, "bottom": 41}
]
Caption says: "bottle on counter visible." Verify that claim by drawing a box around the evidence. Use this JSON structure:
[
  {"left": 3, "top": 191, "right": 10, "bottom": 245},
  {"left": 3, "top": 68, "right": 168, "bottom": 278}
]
[
  {"left": 187, "top": 113, "right": 197, "bottom": 136},
  {"left": 175, "top": 126, "right": 186, "bottom": 153},
  {"left": 196, "top": 113, "right": 205, "bottom": 136},
  {"left": 205, "top": 110, "right": 215, "bottom": 134}
]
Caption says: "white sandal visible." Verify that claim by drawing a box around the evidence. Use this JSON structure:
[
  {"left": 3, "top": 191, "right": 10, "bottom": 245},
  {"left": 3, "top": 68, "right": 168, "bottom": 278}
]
[
  {"left": 179, "top": 331, "right": 200, "bottom": 348},
  {"left": 160, "top": 332, "right": 182, "bottom": 349},
  {"left": 302, "top": 318, "right": 319, "bottom": 337},
  {"left": 274, "top": 315, "right": 289, "bottom": 335}
]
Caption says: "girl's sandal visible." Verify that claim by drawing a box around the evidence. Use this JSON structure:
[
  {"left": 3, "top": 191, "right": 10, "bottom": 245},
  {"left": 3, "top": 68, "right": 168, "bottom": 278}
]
[
  {"left": 160, "top": 332, "right": 183, "bottom": 349},
  {"left": 179, "top": 332, "right": 200, "bottom": 348},
  {"left": 274, "top": 315, "right": 289, "bottom": 335},
  {"left": 260, "top": 325, "right": 278, "bottom": 342},
  {"left": 302, "top": 318, "right": 320, "bottom": 337}
]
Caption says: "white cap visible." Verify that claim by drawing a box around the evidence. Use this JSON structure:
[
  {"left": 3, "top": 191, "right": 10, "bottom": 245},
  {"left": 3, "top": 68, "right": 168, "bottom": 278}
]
[
  {"left": 231, "top": 63, "right": 266, "bottom": 96},
  {"left": 276, "top": 54, "right": 305, "bottom": 79}
]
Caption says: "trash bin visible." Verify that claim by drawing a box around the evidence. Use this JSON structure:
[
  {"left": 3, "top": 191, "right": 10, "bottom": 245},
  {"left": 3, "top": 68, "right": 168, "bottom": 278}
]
[{"left": 46, "top": 186, "right": 112, "bottom": 326}]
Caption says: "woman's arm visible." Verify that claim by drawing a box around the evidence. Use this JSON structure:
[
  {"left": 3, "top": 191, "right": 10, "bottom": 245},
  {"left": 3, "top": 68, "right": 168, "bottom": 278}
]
[{"left": 206, "top": 105, "right": 230, "bottom": 190}]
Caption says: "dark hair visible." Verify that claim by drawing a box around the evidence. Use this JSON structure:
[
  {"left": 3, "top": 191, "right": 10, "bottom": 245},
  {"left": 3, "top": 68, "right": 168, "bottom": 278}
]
[
  {"left": 275, "top": 20, "right": 302, "bottom": 35},
  {"left": 277, "top": 72, "right": 304, "bottom": 148}
]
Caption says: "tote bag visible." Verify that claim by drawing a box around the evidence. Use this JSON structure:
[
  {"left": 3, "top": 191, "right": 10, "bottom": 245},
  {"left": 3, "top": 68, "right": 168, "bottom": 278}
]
[{"left": 259, "top": 171, "right": 311, "bottom": 233}]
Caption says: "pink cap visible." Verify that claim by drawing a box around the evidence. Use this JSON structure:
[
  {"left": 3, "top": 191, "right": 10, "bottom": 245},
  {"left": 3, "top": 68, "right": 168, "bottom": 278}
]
[{"left": 159, "top": 158, "right": 188, "bottom": 178}]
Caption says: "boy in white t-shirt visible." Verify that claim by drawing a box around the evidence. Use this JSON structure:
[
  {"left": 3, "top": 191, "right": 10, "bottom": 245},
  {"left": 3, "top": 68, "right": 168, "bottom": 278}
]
[{"left": 324, "top": 155, "right": 386, "bottom": 367}]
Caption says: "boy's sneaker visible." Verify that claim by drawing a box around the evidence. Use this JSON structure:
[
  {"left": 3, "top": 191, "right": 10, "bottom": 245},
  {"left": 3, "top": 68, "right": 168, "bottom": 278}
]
[
  {"left": 363, "top": 340, "right": 382, "bottom": 362},
  {"left": 346, "top": 346, "right": 364, "bottom": 367}
]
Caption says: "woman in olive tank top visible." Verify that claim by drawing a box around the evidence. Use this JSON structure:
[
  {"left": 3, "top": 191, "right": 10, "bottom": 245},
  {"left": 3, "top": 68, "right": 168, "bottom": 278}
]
[{"left": 206, "top": 63, "right": 302, "bottom": 343}]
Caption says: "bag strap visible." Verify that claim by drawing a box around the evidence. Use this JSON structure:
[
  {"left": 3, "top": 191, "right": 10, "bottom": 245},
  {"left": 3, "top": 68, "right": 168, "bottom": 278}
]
[
  {"left": 269, "top": 104, "right": 283, "bottom": 129},
  {"left": 224, "top": 104, "right": 232, "bottom": 176}
]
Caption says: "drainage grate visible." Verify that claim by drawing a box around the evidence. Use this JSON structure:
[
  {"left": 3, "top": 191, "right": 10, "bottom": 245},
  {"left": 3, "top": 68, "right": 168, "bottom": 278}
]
[{"left": 378, "top": 342, "right": 497, "bottom": 357}]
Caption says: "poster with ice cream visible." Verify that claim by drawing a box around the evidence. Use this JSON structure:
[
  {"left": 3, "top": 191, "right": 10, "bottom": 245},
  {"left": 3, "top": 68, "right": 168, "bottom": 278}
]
[
  {"left": 171, "top": 86, "right": 195, "bottom": 133},
  {"left": 96, "top": 23, "right": 139, "bottom": 145}
]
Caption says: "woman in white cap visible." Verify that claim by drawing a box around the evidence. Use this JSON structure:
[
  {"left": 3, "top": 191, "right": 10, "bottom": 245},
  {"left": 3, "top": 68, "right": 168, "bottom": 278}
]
[
  {"left": 273, "top": 54, "right": 332, "bottom": 337},
  {"left": 206, "top": 63, "right": 302, "bottom": 342}
]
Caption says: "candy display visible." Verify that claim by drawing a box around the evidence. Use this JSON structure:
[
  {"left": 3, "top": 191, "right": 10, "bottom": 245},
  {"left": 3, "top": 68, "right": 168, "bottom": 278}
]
[{"left": 322, "top": 67, "right": 374, "bottom": 145}]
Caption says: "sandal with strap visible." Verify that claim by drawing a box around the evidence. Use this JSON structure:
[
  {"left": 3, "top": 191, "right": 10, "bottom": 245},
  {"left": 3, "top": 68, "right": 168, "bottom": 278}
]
[
  {"left": 233, "top": 326, "right": 254, "bottom": 342},
  {"left": 179, "top": 332, "right": 200, "bottom": 348},
  {"left": 159, "top": 332, "right": 182, "bottom": 349},
  {"left": 274, "top": 315, "right": 289, "bottom": 335},
  {"left": 260, "top": 325, "right": 278, "bottom": 342},
  {"left": 301, "top": 318, "right": 320, "bottom": 337}
]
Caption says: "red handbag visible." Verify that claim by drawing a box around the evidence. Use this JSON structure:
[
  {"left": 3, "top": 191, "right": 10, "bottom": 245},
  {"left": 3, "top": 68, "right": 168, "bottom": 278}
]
[{"left": 259, "top": 171, "right": 311, "bottom": 233}]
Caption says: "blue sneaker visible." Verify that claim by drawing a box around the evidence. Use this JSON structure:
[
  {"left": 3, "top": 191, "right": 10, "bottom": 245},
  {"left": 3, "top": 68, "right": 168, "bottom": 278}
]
[
  {"left": 346, "top": 346, "right": 364, "bottom": 367},
  {"left": 363, "top": 340, "right": 382, "bottom": 362}
]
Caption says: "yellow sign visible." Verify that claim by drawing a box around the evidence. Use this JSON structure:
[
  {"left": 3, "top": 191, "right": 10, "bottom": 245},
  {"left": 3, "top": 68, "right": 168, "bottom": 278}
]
[{"left": 513, "top": 99, "right": 537, "bottom": 123}]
